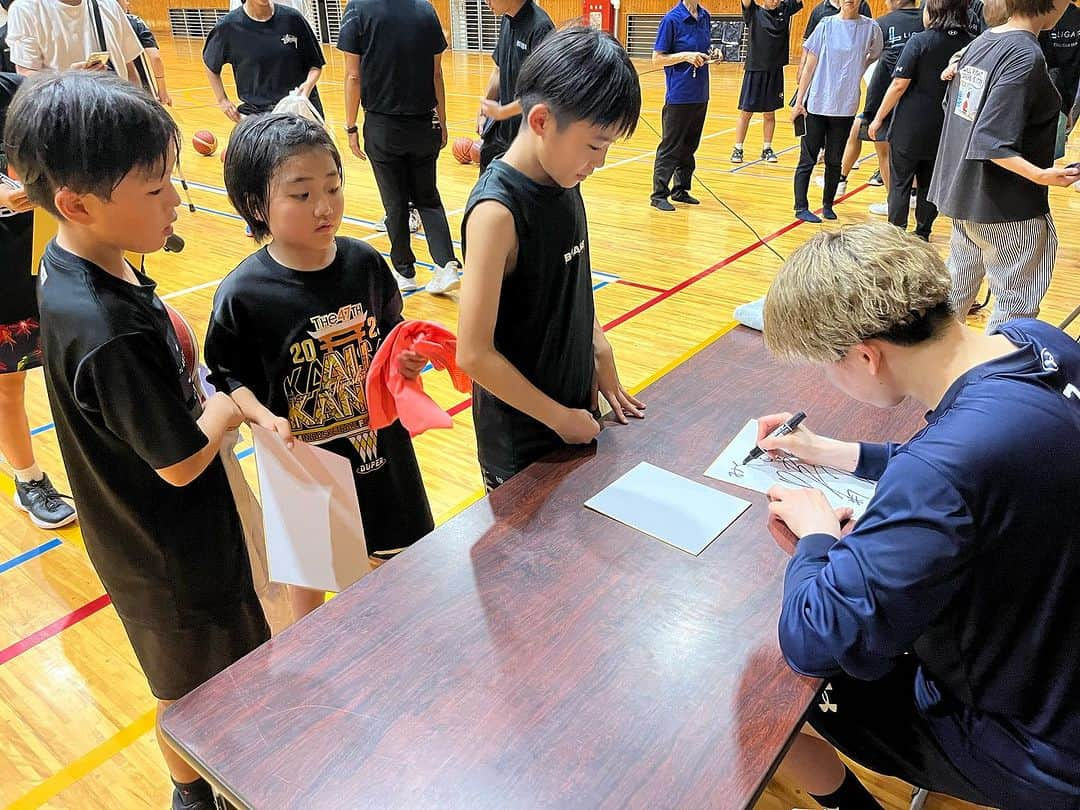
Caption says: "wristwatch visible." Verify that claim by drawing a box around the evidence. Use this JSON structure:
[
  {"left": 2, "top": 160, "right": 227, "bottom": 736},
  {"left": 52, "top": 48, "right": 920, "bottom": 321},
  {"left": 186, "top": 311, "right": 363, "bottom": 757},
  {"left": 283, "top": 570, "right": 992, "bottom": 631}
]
[{"left": 344, "top": 124, "right": 358, "bottom": 134}]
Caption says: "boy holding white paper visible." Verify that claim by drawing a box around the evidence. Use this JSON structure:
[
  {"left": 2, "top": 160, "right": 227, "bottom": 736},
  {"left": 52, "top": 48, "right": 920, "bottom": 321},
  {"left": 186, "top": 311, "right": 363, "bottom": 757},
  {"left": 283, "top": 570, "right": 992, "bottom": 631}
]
[{"left": 205, "top": 114, "right": 434, "bottom": 620}]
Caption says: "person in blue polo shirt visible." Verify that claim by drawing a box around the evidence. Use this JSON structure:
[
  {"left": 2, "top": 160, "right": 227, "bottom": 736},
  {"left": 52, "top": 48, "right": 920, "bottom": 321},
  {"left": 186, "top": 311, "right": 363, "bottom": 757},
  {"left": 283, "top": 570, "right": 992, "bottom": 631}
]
[{"left": 651, "top": 0, "right": 713, "bottom": 211}]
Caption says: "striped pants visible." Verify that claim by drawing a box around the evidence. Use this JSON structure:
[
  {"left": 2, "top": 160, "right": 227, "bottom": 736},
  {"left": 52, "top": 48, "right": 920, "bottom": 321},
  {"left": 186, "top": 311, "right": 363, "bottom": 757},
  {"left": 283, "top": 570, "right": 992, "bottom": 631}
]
[{"left": 947, "top": 215, "right": 1057, "bottom": 332}]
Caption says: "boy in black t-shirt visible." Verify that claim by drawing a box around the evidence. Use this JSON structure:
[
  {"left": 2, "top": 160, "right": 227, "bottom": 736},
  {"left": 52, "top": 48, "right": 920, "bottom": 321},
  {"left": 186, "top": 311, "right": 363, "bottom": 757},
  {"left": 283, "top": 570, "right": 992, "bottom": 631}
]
[
  {"left": 203, "top": 0, "right": 324, "bottom": 122},
  {"left": 732, "top": 0, "right": 804, "bottom": 164},
  {"left": 478, "top": 0, "right": 555, "bottom": 170},
  {"left": 457, "top": 27, "right": 645, "bottom": 490},
  {"left": 929, "top": 0, "right": 1078, "bottom": 330},
  {"left": 206, "top": 114, "right": 434, "bottom": 619},
  {"left": 5, "top": 72, "right": 268, "bottom": 810}
]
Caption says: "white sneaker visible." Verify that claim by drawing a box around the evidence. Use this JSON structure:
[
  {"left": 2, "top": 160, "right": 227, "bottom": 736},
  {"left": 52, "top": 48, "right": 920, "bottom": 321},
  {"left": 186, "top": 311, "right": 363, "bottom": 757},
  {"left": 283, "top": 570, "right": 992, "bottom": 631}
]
[
  {"left": 427, "top": 261, "right": 461, "bottom": 295},
  {"left": 375, "top": 209, "right": 421, "bottom": 234},
  {"left": 814, "top": 177, "right": 847, "bottom": 196},
  {"left": 869, "top": 202, "right": 888, "bottom": 216},
  {"left": 392, "top": 268, "right": 418, "bottom": 292}
]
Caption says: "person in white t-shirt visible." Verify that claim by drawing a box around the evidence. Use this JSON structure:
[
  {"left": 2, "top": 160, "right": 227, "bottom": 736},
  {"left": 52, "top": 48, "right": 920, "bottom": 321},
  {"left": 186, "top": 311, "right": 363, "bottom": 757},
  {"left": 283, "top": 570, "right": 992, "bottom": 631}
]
[{"left": 7, "top": 0, "right": 142, "bottom": 81}]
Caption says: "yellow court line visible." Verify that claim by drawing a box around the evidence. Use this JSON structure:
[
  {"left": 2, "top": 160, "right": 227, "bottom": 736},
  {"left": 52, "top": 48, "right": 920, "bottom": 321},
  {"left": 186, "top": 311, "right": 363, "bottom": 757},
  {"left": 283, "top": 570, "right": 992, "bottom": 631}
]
[
  {"left": 0, "top": 475, "right": 85, "bottom": 551},
  {"left": 628, "top": 321, "right": 738, "bottom": 397},
  {"left": 6, "top": 709, "right": 157, "bottom": 810}
]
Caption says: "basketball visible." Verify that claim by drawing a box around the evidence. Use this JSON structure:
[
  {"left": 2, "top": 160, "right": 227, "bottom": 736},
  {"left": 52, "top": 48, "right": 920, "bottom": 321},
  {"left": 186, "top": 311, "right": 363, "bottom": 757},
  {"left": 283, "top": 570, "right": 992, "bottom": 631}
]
[
  {"left": 192, "top": 129, "right": 217, "bottom": 156},
  {"left": 452, "top": 136, "right": 476, "bottom": 165},
  {"left": 164, "top": 302, "right": 199, "bottom": 381},
  {"left": 470, "top": 140, "right": 481, "bottom": 164}
]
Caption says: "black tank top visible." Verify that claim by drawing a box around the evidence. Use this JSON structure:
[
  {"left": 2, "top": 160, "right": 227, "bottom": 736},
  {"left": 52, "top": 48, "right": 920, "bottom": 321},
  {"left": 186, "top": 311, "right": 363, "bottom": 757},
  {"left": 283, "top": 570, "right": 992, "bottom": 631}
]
[{"left": 462, "top": 160, "right": 595, "bottom": 482}]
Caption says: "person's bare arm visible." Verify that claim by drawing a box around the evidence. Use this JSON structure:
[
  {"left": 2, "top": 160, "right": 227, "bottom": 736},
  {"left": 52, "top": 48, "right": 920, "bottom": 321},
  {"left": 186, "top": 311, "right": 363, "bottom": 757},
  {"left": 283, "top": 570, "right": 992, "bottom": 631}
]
[
  {"left": 868, "top": 77, "right": 910, "bottom": 139},
  {"left": 206, "top": 68, "right": 240, "bottom": 122},
  {"left": 434, "top": 52, "right": 447, "bottom": 149},
  {"left": 156, "top": 393, "right": 243, "bottom": 486},
  {"left": 457, "top": 202, "right": 600, "bottom": 445},
  {"left": 146, "top": 47, "right": 171, "bottom": 105}
]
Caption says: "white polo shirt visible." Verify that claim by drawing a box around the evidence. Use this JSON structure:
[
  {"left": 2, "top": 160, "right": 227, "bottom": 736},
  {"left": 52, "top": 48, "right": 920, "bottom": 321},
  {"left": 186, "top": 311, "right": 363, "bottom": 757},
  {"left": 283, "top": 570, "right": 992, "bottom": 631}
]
[{"left": 7, "top": 0, "right": 142, "bottom": 73}]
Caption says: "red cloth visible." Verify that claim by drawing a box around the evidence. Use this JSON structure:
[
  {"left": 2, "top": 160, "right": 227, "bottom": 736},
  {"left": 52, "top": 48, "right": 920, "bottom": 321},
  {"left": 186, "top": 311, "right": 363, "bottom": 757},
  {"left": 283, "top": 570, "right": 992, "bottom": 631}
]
[{"left": 366, "top": 320, "right": 471, "bottom": 437}]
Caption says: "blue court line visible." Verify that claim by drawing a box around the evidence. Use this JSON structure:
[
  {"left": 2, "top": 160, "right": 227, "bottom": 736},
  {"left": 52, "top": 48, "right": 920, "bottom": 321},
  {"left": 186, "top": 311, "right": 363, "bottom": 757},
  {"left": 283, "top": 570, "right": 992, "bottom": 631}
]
[
  {"left": 30, "top": 423, "right": 54, "bottom": 436},
  {"left": 0, "top": 538, "right": 62, "bottom": 575}
]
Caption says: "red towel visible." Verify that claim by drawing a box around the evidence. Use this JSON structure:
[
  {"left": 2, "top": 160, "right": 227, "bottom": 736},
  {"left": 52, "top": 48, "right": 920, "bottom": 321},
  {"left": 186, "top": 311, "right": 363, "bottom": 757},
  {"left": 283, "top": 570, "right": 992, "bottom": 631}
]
[{"left": 366, "top": 320, "right": 471, "bottom": 437}]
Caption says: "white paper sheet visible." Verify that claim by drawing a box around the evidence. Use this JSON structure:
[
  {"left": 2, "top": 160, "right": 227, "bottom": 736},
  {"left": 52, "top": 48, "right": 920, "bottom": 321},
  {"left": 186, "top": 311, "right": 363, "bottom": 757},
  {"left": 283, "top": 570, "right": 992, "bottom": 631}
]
[
  {"left": 252, "top": 424, "right": 370, "bottom": 592},
  {"left": 585, "top": 462, "right": 751, "bottom": 555},
  {"left": 705, "top": 420, "right": 877, "bottom": 517}
]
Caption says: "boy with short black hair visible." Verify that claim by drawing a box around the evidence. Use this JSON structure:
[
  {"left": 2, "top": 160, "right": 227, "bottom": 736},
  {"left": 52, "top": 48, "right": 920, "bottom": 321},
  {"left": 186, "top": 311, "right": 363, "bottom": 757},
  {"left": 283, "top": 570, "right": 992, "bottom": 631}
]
[
  {"left": 5, "top": 72, "right": 268, "bottom": 810},
  {"left": 457, "top": 26, "right": 646, "bottom": 490},
  {"left": 929, "top": 0, "right": 1078, "bottom": 330},
  {"left": 206, "top": 113, "right": 435, "bottom": 619}
]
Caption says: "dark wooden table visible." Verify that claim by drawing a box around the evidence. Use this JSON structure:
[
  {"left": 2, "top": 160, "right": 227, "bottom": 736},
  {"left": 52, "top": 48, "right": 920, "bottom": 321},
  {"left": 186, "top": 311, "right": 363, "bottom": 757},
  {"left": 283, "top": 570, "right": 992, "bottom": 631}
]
[{"left": 162, "top": 327, "right": 924, "bottom": 810}]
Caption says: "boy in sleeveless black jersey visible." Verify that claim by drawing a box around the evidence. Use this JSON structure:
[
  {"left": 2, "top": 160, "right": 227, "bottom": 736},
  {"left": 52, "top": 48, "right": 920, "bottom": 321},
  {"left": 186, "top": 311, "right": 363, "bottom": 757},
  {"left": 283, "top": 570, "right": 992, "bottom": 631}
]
[{"left": 457, "top": 27, "right": 645, "bottom": 490}]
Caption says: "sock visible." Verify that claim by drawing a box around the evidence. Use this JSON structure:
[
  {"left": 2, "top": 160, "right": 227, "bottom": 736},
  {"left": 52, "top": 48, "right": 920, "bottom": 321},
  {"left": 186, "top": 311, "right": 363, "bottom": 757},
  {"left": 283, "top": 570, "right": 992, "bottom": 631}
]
[
  {"left": 763, "top": 142, "right": 772, "bottom": 150},
  {"left": 172, "top": 777, "right": 213, "bottom": 806},
  {"left": 809, "top": 766, "right": 883, "bottom": 810},
  {"left": 14, "top": 463, "right": 43, "bottom": 483},
  {"left": 734, "top": 142, "right": 744, "bottom": 150},
  {"left": 839, "top": 174, "right": 848, "bottom": 183}
]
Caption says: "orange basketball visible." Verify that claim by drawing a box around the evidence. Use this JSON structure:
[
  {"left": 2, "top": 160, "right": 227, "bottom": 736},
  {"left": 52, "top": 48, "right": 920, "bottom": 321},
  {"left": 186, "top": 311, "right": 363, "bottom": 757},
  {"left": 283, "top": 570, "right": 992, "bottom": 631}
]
[
  {"left": 192, "top": 129, "right": 217, "bottom": 157},
  {"left": 452, "top": 136, "right": 476, "bottom": 165},
  {"left": 470, "top": 140, "right": 481, "bottom": 164},
  {"left": 164, "top": 302, "right": 199, "bottom": 382}
]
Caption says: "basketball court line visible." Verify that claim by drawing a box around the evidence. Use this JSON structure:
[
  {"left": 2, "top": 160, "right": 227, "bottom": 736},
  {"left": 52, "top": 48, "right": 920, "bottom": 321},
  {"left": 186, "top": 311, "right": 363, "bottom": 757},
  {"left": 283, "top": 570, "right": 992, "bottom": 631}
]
[{"left": 0, "top": 538, "right": 62, "bottom": 575}]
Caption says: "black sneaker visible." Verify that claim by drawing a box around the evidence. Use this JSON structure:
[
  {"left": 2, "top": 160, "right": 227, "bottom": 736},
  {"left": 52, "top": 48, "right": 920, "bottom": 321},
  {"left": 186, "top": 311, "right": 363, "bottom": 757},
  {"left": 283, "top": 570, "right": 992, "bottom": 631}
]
[
  {"left": 14, "top": 474, "right": 76, "bottom": 529},
  {"left": 761, "top": 147, "right": 779, "bottom": 163},
  {"left": 868, "top": 169, "right": 884, "bottom": 186},
  {"left": 730, "top": 146, "right": 744, "bottom": 164},
  {"left": 671, "top": 191, "right": 700, "bottom": 205},
  {"left": 650, "top": 198, "right": 676, "bottom": 212}
]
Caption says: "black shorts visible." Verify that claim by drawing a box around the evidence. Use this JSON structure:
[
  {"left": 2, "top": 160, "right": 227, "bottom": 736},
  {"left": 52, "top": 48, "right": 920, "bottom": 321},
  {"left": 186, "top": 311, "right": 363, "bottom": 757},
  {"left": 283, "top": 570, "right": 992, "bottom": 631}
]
[
  {"left": 121, "top": 599, "right": 269, "bottom": 700},
  {"left": 738, "top": 67, "right": 785, "bottom": 113},
  {"left": 857, "top": 112, "right": 888, "bottom": 143},
  {"left": 808, "top": 656, "right": 995, "bottom": 805}
]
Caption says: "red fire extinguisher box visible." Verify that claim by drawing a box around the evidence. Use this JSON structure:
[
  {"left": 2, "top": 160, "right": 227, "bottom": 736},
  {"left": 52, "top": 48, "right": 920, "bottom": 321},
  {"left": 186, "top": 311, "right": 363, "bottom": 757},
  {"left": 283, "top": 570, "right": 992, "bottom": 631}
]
[{"left": 584, "top": 1, "right": 614, "bottom": 33}]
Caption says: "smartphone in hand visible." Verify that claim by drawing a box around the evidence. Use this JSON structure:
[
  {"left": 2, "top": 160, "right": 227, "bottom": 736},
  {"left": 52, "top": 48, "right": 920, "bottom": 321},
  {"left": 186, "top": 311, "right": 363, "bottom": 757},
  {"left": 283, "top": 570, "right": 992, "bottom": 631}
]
[
  {"left": 84, "top": 51, "right": 110, "bottom": 69},
  {"left": 794, "top": 114, "right": 806, "bottom": 138}
]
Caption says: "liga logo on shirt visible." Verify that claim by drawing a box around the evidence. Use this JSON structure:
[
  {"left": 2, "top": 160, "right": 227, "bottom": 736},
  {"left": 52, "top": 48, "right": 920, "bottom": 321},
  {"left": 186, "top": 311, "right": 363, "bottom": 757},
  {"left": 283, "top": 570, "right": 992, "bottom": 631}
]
[
  {"left": 564, "top": 239, "right": 586, "bottom": 264},
  {"left": 281, "top": 34, "right": 298, "bottom": 48}
]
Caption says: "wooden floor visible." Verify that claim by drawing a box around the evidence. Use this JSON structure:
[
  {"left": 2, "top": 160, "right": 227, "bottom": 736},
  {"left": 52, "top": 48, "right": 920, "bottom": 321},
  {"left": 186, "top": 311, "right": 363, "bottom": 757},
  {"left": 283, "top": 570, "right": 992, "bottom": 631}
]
[{"left": 2, "top": 38, "right": 1076, "bottom": 810}]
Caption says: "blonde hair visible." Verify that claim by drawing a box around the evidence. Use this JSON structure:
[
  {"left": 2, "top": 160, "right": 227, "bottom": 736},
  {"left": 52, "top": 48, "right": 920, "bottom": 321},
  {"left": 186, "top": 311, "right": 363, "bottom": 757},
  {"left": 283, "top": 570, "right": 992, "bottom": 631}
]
[{"left": 763, "top": 224, "right": 953, "bottom": 363}]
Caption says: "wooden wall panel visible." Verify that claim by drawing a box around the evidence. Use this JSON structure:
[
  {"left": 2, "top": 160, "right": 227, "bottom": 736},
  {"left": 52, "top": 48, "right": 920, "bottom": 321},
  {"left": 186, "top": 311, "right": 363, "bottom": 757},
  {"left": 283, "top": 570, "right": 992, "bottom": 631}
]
[
  {"left": 130, "top": 0, "right": 227, "bottom": 32},
  {"left": 431, "top": 0, "right": 451, "bottom": 34}
]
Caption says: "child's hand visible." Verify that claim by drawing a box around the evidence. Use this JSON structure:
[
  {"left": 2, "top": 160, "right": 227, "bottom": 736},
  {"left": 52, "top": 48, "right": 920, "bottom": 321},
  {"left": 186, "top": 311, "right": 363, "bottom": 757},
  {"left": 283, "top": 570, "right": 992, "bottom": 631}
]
[
  {"left": 940, "top": 64, "right": 957, "bottom": 81},
  {"left": 594, "top": 337, "right": 645, "bottom": 424},
  {"left": 555, "top": 407, "right": 601, "bottom": 445},
  {"left": 397, "top": 350, "right": 426, "bottom": 380},
  {"left": 253, "top": 412, "right": 295, "bottom": 449},
  {"left": 0, "top": 183, "right": 34, "bottom": 213}
]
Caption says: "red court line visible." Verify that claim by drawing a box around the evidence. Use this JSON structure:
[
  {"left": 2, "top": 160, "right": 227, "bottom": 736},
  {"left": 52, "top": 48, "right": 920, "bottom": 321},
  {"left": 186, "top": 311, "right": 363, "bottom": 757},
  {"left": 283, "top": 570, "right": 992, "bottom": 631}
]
[
  {"left": 615, "top": 279, "right": 667, "bottom": 294},
  {"left": 447, "top": 185, "right": 870, "bottom": 420},
  {"left": 0, "top": 594, "right": 112, "bottom": 666}
]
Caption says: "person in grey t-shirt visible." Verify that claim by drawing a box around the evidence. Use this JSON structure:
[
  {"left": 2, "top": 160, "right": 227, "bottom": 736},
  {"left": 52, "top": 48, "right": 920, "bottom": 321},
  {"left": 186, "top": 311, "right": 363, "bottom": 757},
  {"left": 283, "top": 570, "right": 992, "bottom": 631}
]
[
  {"left": 791, "top": 0, "right": 882, "bottom": 221},
  {"left": 929, "top": 0, "right": 1078, "bottom": 331}
]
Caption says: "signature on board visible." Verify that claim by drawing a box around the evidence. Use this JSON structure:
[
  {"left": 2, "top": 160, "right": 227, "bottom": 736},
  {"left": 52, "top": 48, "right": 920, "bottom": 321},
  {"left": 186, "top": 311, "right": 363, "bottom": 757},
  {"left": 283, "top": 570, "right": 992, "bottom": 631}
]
[{"left": 729, "top": 456, "right": 867, "bottom": 506}]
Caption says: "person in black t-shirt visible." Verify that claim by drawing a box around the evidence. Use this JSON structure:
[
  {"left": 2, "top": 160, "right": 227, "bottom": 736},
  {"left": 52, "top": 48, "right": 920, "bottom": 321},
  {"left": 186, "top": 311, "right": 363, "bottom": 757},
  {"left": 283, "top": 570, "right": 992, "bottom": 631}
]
[
  {"left": 929, "top": 0, "right": 1077, "bottom": 331},
  {"left": 478, "top": 0, "right": 555, "bottom": 170},
  {"left": 6, "top": 72, "right": 268, "bottom": 810},
  {"left": 0, "top": 71, "right": 77, "bottom": 531},
  {"left": 120, "top": 0, "right": 172, "bottom": 105},
  {"left": 207, "top": 114, "right": 434, "bottom": 619},
  {"left": 732, "top": 0, "right": 804, "bottom": 164},
  {"left": 834, "top": 0, "right": 922, "bottom": 202},
  {"left": 869, "top": 0, "right": 973, "bottom": 240},
  {"left": 337, "top": 0, "right": 461, "bottom": 296},
  {"left": 203, "top": 0, "right": 324, "bottom": 120},
  {"left": 458, "top": 27, "right": 644, "bottom": 490},
  {"left": 1040, "top": 0, "right": 1080, "bottom": 122}
]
